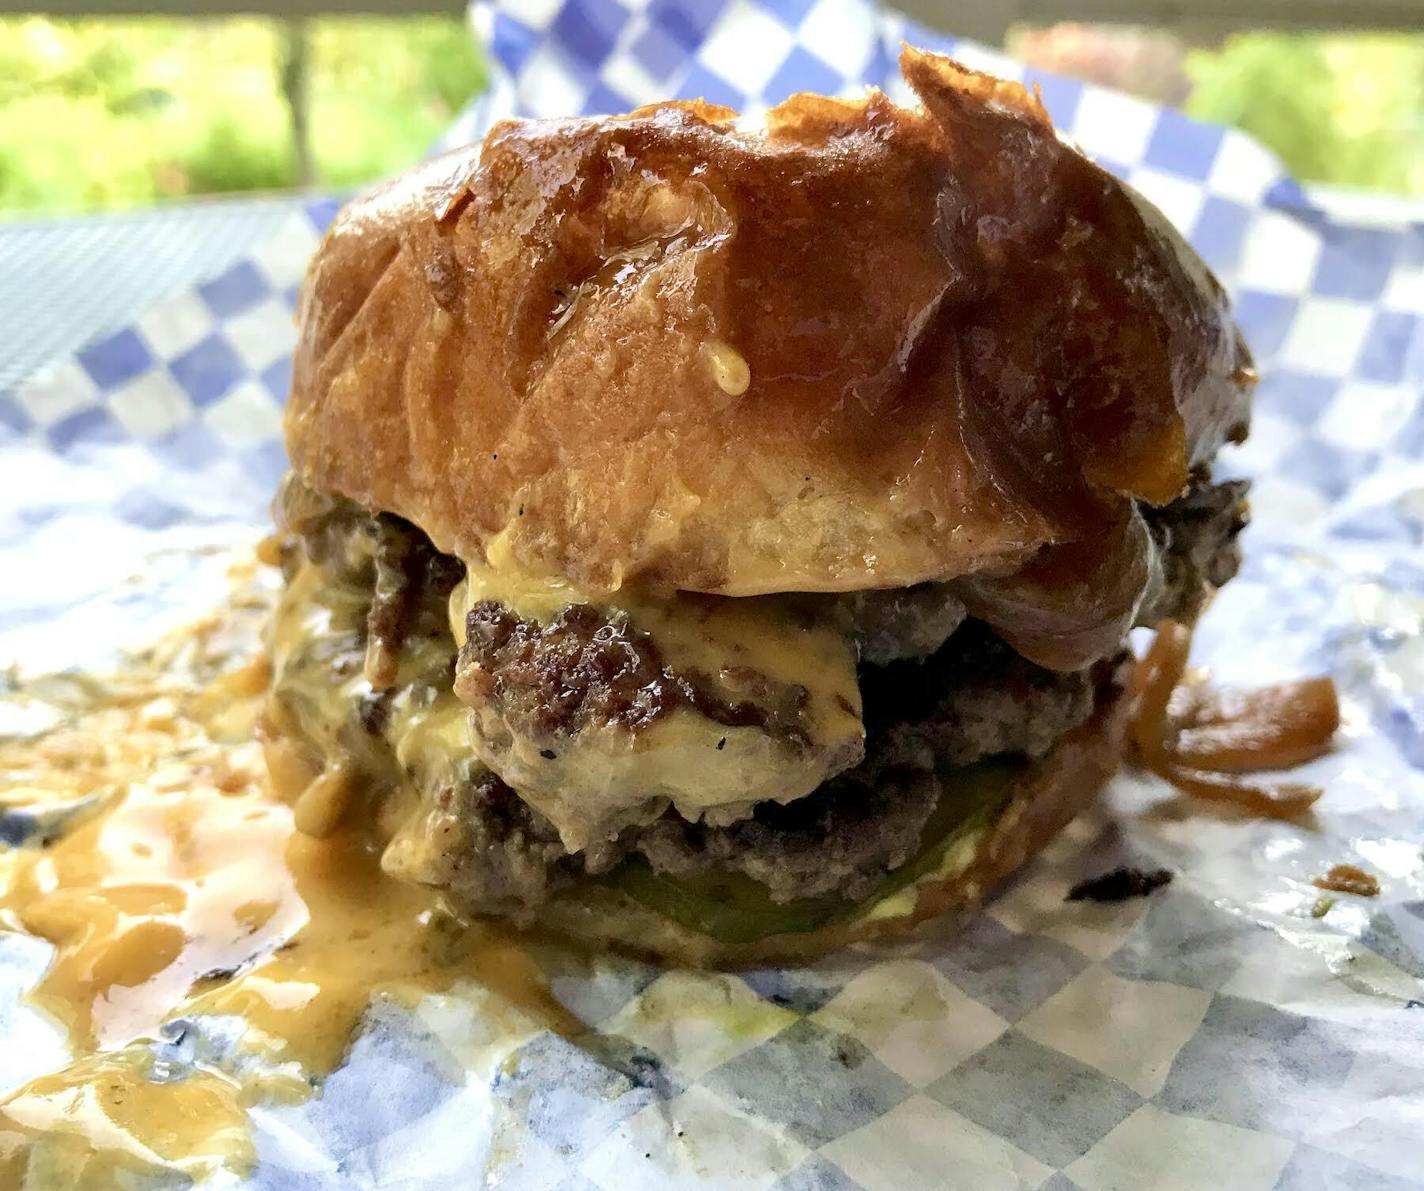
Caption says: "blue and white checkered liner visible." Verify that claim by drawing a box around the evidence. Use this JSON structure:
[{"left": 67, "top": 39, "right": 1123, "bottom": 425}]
[{"left": 2, "top": 2, "right": 1423, "bottom": 1188}]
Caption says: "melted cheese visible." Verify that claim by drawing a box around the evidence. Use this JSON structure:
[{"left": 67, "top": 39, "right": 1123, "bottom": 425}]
[
  {"left": 265, "top": 549, "right": 519, "bottom": 890},
  {"left": 0, "top": 572, "right": 575, "bottom": 1187},
  {"left": 453, "top": 532, "right": 865, "bottom": 849},
  {"left": 855, "top": 823, "right": 989, "bottom": 924},
  {"left": 264, "top": 551, "right": 474, "bottom": 837}
]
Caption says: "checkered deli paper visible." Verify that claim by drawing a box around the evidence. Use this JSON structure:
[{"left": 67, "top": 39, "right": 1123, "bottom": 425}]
[{"left": 3, "top": 1, "right": 1423, "bottom": 1187}]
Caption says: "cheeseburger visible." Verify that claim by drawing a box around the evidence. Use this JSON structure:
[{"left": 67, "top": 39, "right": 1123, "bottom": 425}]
[{"left": 261, "top": 48, "right": 1253, "bottom": 964}]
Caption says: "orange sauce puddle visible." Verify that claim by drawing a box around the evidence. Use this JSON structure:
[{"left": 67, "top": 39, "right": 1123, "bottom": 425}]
[{"left": 0, "top": 594, "right": 576, "bottom": 1188}]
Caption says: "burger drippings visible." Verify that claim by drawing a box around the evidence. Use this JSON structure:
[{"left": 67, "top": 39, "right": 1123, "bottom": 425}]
[{"left": 0, "top": 578, "right": 574, "bottom": 1188}]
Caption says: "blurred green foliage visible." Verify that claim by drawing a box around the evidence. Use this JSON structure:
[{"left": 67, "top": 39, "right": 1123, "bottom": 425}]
[
  {"left": 0, "top": 16, "right": 485, "bottom": 212},
  {"left": 308, "top": 18, "right": 486, "bottom": 189},
  {"left": 0, "top": 18, "right": 1419, "bottom": 211},
  {"left": 1185, "top": 32, "right": 1424, "bottom": 196}
]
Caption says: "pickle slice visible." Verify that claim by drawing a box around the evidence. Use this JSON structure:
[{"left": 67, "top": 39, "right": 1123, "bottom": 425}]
[
  {"left": 614, "top": 862, "right": 850, "bottom": 944},
  {"left": 609, "top": 759, "right": 1019, "bottom": 944}
]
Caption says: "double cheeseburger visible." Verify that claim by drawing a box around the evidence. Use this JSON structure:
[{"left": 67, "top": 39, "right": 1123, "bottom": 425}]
[{"left": 262, "top": 48, "right": 1253, "bottom": 965}]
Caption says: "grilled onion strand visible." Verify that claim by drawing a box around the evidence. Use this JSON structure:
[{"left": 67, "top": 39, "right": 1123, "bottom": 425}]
[{"left": 1129, "top": 621, "right": 1338, "bottom": 819}]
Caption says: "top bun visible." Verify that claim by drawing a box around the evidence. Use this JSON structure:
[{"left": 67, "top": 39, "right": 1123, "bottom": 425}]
[{"left": 286, "top": 46, "right": 1252, "bottom": 597}]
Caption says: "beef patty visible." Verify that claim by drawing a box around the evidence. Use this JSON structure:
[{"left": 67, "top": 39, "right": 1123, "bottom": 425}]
[{"left": 273, "top": 473, "right": 1245, "bottom": 920}]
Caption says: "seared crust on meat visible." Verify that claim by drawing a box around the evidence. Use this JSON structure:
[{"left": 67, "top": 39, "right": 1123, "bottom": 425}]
[
  {"left": 1141, "top": 474, "right": 1249, "bottom": 624},
  {"left": 533, "top": 672, "right": 1130, "bottom": 967},
  {"left": 634, "top": 632, "right": 1117, "bottom": 903},
  {"left": 286, "top": 46, "right": 1252, "bottom": 605},
  {"left": 862, "top": 623, "right": 1107, "bottom": 768},
  {"left": 455, "top": 600, "right": 815, "bottom": 743}
]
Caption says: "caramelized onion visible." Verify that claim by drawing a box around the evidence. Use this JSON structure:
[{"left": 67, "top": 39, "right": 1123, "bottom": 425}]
[
  {"left": 957, "top": 509, "right": 1154, "bottom": 673},
  {"left": 1129, "top": 620, "right": 1338, "bottom": 820},
  {"left": 1130, "top": 619, "right": 1193, "bottom": 764},
  {"left": 1148, "top": 763, "right": 1322, "bottom": 819},
  {"left": 1172, "top": 678, "right": 1340, "bottom": 773},
  {"left": 1312, "top": 863, "right": 1380, "bottom": 897}
]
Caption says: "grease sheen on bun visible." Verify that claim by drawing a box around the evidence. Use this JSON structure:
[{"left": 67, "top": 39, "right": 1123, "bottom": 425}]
[{"left": 286, "top": 46, "right": 1251, "bottom": 598}]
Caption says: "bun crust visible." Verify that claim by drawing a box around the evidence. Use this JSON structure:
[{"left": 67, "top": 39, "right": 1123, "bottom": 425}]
[
  {"left": 534, "top": 670, "right": 1129, "bottom": 968},
  {"left": 286, "top": 47, "right": 1251, "bottom": 598}
]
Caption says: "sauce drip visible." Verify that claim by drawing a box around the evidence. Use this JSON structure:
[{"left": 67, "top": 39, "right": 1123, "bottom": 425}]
[{"left": 0, "top": 587, "right": 575, "bottom": 1187}]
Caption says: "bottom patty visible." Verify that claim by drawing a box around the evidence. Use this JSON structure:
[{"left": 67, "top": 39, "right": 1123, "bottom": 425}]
[
  {"left": 391, "top": 624, "right": 1121, "bottom": 919},
  {"left": 632, "top": 626, "right": 1121, "bottom": 904}
]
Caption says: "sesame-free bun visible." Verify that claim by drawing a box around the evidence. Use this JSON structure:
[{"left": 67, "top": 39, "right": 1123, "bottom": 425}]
[{"left": 286, "top": 46, "right": 1252, "bottom": 599}]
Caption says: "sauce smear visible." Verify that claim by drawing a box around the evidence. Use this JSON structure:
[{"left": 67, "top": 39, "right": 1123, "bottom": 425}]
[{"left": 0, "top": 596, "right": 574, "bottom": 1188}]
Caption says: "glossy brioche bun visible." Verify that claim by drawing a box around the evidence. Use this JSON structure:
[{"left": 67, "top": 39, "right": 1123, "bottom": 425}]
[
  {"left": 534, "top": 669, "right": 1129, "bottom": 968},
  {"left": 286, "top": 45, "right": 1252, "bottom": 598}
]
